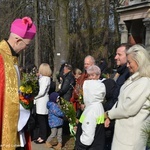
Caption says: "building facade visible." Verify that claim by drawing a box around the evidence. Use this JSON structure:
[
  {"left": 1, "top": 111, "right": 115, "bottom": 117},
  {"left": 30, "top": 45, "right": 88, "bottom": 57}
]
[{"left": 117, "top": 0, "right": 150, "bottom": 51}]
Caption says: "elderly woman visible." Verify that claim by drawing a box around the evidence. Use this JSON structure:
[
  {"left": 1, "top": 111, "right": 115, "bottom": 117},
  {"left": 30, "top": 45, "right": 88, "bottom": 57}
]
[
  {"left": 86, "top": 64, "right": 101, "bottom": 80},
  {"left": 105, "top": 44, "right": 150, "bottom": 150}
]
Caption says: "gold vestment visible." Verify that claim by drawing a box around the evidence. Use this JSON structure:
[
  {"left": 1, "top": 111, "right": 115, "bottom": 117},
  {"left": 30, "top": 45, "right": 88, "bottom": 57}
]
[{"left": 0, "top": 40, "right": 19, "bottom": 150}]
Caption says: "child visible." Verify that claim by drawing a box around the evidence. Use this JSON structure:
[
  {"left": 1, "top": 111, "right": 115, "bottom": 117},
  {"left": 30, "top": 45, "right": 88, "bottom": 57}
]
[
  {"left": 75, "top": 65, "right": 106, "bottom": 150},
  {"left": 45, "top": 92, "right": 64, "bottom": 150}
]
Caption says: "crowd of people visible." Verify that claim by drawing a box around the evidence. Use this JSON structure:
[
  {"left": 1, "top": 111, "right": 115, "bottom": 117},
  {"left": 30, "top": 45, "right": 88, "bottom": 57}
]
[{"left": 0, "top": 16, "right": 150, "bottom": 150}]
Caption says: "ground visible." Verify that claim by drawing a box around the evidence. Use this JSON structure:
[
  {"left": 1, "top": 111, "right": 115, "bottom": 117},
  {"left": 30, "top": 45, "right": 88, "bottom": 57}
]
[{"left": 32, "top": 135, "right": 75, "bottom": 150}]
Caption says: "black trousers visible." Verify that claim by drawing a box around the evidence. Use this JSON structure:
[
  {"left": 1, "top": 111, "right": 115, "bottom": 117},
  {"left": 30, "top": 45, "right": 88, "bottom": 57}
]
[
  {"left": 36, "top": 114, "right": 49, "bottom": 141},
  {"left": 104, "top": 121, "right": 115, "bottom": 150}
]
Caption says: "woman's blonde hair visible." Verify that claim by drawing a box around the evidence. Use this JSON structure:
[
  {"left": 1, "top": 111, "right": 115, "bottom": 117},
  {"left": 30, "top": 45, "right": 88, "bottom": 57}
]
[
  {"left": 38, "top": 63, "right": 52, "bottom": 77},
  {"left": 127, "top": 44, "right": 150, "bottom": 77},
  {"left": 74, "top": 68, "right": 82, "bottom": 75}
]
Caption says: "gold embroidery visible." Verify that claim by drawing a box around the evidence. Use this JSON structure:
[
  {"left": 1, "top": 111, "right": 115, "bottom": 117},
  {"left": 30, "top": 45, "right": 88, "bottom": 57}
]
[{"left": 0, "top": 40, "right": 19, "bottom": 150}]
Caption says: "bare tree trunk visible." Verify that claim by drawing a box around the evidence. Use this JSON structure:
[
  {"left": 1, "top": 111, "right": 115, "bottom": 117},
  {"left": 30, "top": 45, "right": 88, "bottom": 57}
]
[
  {"left": 101, "top": 0, "right": 109, "bottom": 58},
  {"left": 34, "top": 0, "right": 40, "bottom": 67},
  {"left": 53, "top": 0, "right": 69, "bottom": 82}
]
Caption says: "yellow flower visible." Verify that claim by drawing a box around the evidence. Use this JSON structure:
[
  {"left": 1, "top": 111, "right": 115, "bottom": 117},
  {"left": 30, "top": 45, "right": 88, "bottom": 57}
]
[
  {"left": 19, "top": 86, "right": 26, "bottom": 93},
  {"left": 25, "top": 86, "right": 32, "bottom": 94}
]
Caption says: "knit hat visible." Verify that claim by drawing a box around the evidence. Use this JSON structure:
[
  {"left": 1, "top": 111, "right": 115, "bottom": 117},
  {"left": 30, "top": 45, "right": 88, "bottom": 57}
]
[
  {"left": 10, "top": 16, "right": 36, "bottom": 39},
  {"left": 49, "top": 92, "right": 59, "bottom": 103}
]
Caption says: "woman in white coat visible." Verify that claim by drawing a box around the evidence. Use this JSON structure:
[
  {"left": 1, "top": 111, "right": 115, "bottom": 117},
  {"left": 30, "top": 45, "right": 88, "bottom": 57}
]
[
  {"left": 105, "top": 44, "right": 150, "bottom": 150},
  {"left": 34, "top": 63, "right": 52, "bottom": 144}
]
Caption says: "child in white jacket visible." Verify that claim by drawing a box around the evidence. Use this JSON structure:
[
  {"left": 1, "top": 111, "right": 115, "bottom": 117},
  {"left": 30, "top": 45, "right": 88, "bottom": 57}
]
[{"left": 75, "top": 65, "right": 106, "bottom": 150}]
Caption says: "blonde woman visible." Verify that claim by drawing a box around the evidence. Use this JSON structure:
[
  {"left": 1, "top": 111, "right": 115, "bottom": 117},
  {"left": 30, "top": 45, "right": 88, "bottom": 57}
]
[
  {"left": 34, "top": 63, "right": 52, "bottom": 144},
  {"left": 105, "top": 45, "right": 150, "bottom": 150}
]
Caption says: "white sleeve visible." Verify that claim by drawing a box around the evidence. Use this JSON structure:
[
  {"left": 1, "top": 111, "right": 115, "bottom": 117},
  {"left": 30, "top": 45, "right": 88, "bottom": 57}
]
[
  {"left": 80, "top": 110, "right": 97, "bottom": 146},
  {"left": 109, "top": 80, "right": 150, "bottom": 119},
  {"left": 34, "top": 77, "right": 50, "bottom": 100}
]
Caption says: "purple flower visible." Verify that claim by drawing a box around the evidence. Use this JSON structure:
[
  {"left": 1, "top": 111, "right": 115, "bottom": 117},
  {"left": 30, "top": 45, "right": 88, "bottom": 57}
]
[{"left": 25, "top": 94, "right": 32, "bottom": 99}]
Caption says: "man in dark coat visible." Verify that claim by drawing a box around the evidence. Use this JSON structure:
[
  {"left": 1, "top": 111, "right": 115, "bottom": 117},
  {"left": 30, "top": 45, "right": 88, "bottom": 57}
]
[
  {"left": 58, "top": 64, "right": 75, "bottom": 101},
  {"left": 112, "top": 43, "right": 131, "bottom": 105},
  {"left": 57, "top": 64, "right": 75, "bottom": 135},
  {"left": 104, "top": 43, "right": 131, "bottom": 150}
]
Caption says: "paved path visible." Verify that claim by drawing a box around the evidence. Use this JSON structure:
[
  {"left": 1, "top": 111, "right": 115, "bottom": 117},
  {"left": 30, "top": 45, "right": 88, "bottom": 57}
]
[
  {"left": 31, "top": 135, "right": 75, "bottom": 150},
  {"left": 32, "top": 141, "right": 54, "bottom": 150}
]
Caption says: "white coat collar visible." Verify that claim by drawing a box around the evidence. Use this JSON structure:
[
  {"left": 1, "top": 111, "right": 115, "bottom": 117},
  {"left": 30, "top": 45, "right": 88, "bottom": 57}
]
[{"left": 122, "top": 72, "right": 140, "bottom": 89}]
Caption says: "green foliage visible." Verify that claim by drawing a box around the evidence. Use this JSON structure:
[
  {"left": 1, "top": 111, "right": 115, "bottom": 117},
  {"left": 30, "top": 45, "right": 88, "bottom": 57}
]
[
  {"left": 60, "top": 98, "right": 76, "bottom": 126},
  {"left": 20, "top": 73, "right": 39, "bottom": 96}
]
